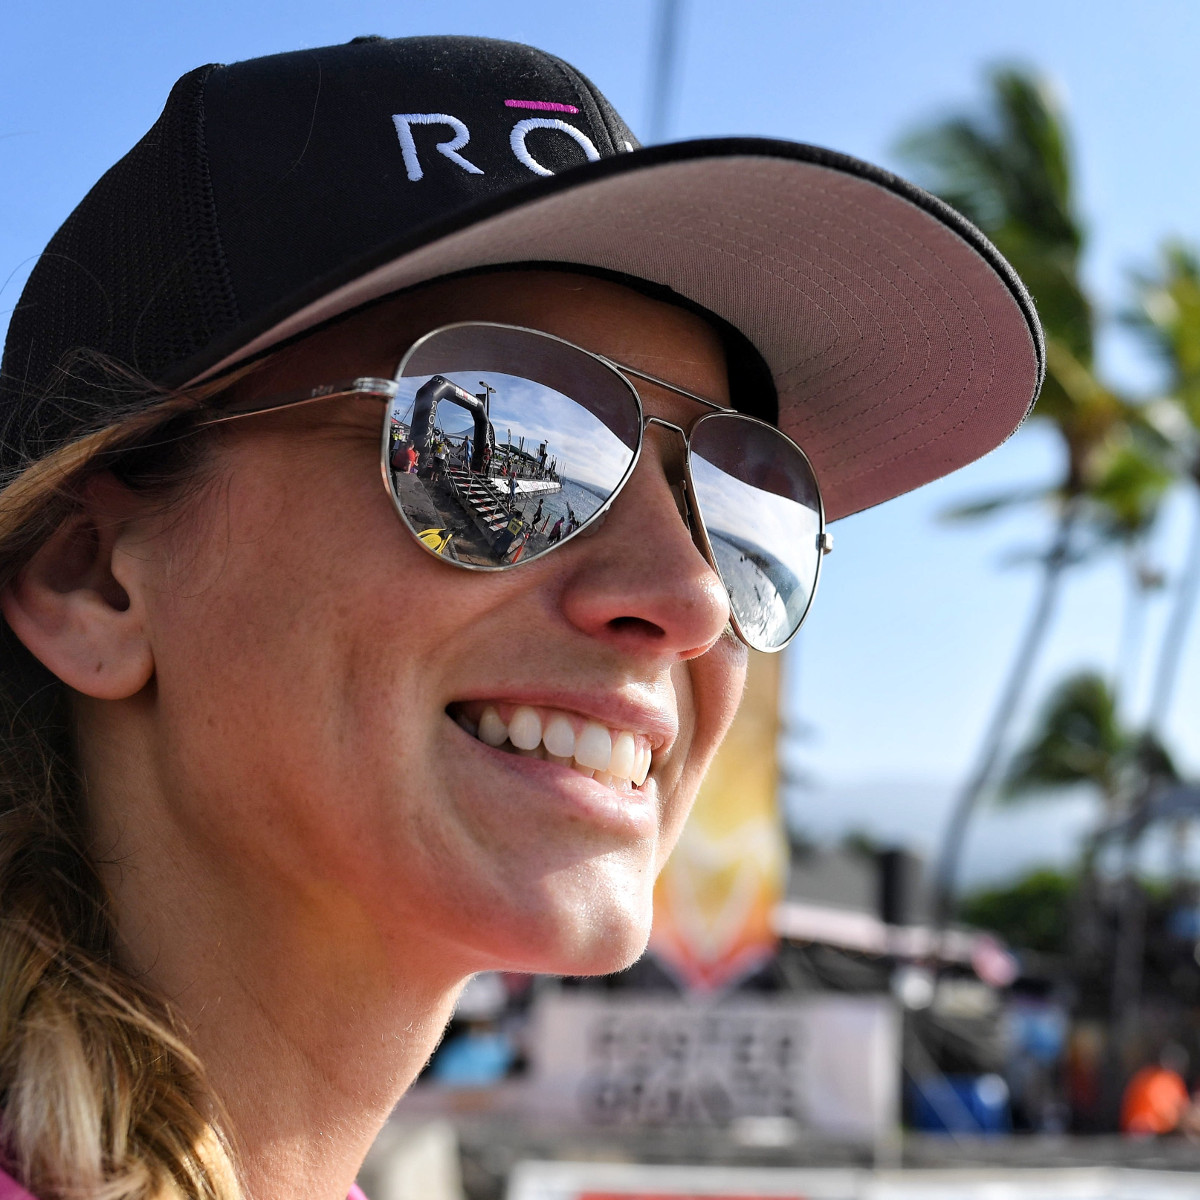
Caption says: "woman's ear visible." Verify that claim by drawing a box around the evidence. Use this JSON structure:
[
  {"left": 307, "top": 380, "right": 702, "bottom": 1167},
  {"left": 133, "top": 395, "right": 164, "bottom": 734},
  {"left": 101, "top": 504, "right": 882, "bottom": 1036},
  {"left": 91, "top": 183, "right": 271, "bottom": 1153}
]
[{"left": 0, "top": 476, "right": 155, "bottom": 699}]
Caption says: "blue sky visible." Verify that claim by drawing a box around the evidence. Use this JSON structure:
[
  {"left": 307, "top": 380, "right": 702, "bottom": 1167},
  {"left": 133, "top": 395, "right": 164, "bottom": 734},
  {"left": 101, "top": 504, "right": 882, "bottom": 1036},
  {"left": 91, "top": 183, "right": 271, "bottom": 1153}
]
[{"left": 4, "top": 0, "right": 1199, "bottom": 882}]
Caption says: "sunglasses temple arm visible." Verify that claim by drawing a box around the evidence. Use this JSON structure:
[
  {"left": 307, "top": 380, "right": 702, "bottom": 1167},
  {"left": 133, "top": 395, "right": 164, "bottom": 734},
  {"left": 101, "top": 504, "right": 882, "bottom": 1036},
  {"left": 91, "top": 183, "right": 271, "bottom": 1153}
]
[
  {"left": 194, "top": 378, "right": 398, "bottom": 426},
  {"left": 610, "top": 359, "right": 726, "bottom": 413}
]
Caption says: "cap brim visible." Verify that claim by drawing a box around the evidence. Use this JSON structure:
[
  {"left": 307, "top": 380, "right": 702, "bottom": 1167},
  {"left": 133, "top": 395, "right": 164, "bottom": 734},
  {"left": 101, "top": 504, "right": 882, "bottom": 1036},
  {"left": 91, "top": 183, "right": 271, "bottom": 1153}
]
[{"left": 188, "top": 138, "right": 1043, "bottom": 522}]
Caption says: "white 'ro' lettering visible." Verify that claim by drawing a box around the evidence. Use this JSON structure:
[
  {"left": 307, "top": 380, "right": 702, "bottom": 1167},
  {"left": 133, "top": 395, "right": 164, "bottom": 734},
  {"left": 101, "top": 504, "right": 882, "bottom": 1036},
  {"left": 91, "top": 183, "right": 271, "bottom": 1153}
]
[
  {"left": 392, "top": 113, "right": 484, "bottom": 181},
  {"left": 510, "top": 118, "right": 601, "bottom": 177}
]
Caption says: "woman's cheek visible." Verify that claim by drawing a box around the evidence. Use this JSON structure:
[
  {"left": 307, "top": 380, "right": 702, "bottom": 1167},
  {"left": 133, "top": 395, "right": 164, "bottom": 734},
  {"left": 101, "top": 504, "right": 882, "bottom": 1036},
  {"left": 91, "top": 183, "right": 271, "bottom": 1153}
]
[
  {"left": 685, "top": 633, "right": 749, "bottom": 762},
  {"left": 654, "top": 638, "right": 748, "bottom": 865}
]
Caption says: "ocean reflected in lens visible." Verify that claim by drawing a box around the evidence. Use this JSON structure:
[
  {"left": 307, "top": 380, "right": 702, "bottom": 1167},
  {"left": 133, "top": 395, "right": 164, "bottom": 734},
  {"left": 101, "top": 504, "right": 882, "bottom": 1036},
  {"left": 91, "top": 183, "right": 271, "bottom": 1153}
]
[{"left": 688, "top": 415, "right": 822, "bottom": 651}]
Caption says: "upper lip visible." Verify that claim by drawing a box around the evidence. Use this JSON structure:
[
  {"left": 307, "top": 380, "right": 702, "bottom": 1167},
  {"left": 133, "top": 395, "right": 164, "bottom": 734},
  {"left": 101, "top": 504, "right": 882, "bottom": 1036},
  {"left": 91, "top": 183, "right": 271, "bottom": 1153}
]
[{"left": 447, "top": 688, "right": 679, "bottom": 754}]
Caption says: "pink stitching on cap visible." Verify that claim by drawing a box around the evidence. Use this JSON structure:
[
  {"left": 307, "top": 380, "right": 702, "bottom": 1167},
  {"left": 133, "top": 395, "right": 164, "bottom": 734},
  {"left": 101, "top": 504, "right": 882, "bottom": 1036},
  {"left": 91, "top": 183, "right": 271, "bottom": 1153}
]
[{"left": 504, "top": 99, "right": 580, "bottom": 113}]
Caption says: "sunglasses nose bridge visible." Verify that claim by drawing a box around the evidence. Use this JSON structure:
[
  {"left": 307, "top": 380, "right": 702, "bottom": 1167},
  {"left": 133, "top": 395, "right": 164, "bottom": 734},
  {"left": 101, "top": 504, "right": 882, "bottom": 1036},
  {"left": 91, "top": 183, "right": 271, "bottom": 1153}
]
[
  {"left": 639, "top": 410, "right": 692, "bottom": 481},
  {"left": 638, "top": 413, "right": 698, "bottom": 531},
  {"left": 642, "top": 415, "right": 688, "bottom": 437},
  {"left": 641, "top": 415, "right": 690, "bottom": 471}
]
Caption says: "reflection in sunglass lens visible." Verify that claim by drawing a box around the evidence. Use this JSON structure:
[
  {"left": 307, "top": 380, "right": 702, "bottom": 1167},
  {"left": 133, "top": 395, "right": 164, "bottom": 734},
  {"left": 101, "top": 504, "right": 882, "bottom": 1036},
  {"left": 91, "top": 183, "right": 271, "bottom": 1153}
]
[
  {"left": 386, "top": 326, "right": 641, "bottom": 568},
  {"left": 384, "top": 324, "right": 826, "bottom": 651},
  {"left": 687, "top": 414, "right": 823, "bottom": 651}
]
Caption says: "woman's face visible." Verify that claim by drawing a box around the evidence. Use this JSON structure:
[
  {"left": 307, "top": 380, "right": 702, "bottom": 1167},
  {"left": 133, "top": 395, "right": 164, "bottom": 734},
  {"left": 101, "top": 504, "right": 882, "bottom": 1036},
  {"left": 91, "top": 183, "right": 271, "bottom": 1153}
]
[{"left": 87, "top": 272, "right": 748, "bottom": 984}]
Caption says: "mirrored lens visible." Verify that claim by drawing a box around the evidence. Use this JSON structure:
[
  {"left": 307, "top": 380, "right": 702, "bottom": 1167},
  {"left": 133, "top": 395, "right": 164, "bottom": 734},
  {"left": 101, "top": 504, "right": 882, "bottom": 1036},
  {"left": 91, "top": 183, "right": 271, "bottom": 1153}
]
[
  {"left": 386, "top": 325, "right": 642, "bottom": 568},
  {"left": 688, "top": 414, "right": 823, "bottom": 651}
]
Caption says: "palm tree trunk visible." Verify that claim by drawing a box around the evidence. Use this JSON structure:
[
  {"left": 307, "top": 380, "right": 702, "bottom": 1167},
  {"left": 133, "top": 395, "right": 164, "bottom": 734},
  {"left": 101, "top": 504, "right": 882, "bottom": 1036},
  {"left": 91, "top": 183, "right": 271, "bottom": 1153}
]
[
  {"left": 1113, "top": 544, "right": 1150, "bottom": 716},
  {"left": 1103, "top": 834, "right": 1147, "bottom": 1123},
  {"left": 933, "top": 495, "right": 1082, "bottom": 925},
  {"left": 1145, "top": 481, "right": 1200, "bottom": 735}
]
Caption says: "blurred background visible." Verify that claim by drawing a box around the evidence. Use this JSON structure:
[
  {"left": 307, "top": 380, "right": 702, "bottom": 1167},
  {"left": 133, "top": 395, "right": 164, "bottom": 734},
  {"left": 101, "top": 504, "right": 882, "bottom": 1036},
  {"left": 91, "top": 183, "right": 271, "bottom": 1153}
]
[{"left": 8, "top": 1, "right": 1200, "bottom": 1195}]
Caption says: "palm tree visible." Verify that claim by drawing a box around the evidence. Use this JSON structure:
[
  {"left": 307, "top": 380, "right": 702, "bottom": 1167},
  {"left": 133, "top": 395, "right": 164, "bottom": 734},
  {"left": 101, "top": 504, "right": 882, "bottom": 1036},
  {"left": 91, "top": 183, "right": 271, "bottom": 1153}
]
[
  {"left": 898, "top": 68, "right": 1165, "bottom": 921},
  {"left": 1087, "top": 437, "right": 1173, "bottom": 706},
  {"left": 1002, "top": 668, "right": 1179, "bottom": 1094},
  {"left": 1125, "top": 243, "right": 1200, "bottom": 733},
  {"left": 1002, "top": 671, "right": 1150, "bottom": 823},
  {"left": 999, "top": 668, "right": 1178, "bottom": 941}
]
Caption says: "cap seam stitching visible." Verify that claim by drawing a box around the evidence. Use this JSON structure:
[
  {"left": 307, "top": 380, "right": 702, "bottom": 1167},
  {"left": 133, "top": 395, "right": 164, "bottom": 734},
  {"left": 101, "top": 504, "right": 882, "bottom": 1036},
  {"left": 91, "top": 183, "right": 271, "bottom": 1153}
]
[{"left": 536, "top": 52, "right": 618, "bottom": 156}]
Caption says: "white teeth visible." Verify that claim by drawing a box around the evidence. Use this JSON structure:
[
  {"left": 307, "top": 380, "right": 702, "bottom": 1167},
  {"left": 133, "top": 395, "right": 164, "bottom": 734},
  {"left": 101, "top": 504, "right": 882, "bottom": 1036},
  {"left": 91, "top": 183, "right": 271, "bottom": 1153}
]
[
  {"left": 633, "top": 744, "right": 651, "bottom": 786},
  {"left": 466, "top": 704, "right": 651, "bottom": 788},
  {"left": 543, "top": 713, "right": 576, "bottom": 759},
  {"left": 508, "top": 706, "right": 542, "bottom": 751},
  {"left": 610, "top": 732, "right": 636, "bottom": 780},
  {"left": 478, "top": 706, "right": 508, "bottom": 747},
  {"left": 575, "top": 722, "right": 612, "bottom": 771}
]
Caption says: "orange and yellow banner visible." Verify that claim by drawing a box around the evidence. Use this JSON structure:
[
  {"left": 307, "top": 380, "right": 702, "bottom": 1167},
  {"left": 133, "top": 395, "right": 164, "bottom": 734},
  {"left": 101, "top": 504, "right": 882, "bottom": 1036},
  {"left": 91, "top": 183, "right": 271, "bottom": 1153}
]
[{"left": 649, "top": 653, "right": 788, "bottom": 993}]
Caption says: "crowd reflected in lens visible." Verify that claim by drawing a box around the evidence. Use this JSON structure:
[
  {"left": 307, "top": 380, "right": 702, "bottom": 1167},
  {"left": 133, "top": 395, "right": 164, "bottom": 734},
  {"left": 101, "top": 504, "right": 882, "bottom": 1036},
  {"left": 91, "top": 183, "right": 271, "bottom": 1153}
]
[{"left": 388, "top": 367, "right": 637, "bottom": 568}]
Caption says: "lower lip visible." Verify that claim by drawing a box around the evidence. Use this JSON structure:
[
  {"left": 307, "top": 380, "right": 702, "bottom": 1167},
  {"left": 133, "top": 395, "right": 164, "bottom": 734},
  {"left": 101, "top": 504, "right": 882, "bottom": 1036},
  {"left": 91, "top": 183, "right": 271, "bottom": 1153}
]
[{"left": 452, "top": 720, "right": 658, "bottom": 837}]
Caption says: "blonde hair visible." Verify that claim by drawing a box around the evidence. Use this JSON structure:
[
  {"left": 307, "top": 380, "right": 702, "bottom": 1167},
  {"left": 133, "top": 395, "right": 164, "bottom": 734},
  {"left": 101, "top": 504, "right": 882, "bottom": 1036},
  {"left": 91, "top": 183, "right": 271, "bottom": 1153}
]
[{"left": 0, "top": 359, "right": 262, "bottom": 1200}]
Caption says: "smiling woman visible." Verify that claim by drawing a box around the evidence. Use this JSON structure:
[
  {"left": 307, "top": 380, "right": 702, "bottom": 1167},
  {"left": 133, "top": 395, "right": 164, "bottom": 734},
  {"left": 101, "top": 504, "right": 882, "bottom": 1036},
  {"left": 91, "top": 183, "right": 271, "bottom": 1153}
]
[{"left": 0, "top": 32, "right": 1041, "bottom": 1200}]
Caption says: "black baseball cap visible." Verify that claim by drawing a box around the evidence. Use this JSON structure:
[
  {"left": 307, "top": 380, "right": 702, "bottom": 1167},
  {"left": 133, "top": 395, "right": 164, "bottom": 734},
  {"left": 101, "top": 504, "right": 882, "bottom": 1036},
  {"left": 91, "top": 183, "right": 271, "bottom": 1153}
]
[{"left": 0, "top": 34, "right": 1043, "bottom": 529}]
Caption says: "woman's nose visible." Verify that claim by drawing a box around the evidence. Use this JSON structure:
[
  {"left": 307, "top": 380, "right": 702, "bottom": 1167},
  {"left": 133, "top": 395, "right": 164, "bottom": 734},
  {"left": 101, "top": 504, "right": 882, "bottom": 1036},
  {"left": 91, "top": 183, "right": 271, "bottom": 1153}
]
[{"left": 556, "top": 424, "right": 731, "bottom": 659}]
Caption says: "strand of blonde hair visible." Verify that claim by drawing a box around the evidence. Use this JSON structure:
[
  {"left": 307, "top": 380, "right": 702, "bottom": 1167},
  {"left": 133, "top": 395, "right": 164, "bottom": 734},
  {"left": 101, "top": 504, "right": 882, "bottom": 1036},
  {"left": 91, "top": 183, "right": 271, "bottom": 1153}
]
[{"left": 0, "top": 358, "right": 265, "bottom": 1200}]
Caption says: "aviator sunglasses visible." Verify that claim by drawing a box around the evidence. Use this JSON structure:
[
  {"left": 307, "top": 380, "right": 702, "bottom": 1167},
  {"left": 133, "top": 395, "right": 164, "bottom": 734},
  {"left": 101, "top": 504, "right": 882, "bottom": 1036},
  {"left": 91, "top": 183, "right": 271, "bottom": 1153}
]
[{"left": 204, "top": 322, "right": 831, "bottom": 652}]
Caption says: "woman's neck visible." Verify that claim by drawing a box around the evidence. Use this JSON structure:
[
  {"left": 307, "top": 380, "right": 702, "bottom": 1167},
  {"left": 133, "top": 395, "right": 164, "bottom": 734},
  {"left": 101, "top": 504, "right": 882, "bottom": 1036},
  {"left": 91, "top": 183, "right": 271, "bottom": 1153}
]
[
  {"left": 125, "top": 868, "right": 463, "bottom": 1200},
  {"left": 87, "top": 747, "right": 468, "bottom": 1200}
]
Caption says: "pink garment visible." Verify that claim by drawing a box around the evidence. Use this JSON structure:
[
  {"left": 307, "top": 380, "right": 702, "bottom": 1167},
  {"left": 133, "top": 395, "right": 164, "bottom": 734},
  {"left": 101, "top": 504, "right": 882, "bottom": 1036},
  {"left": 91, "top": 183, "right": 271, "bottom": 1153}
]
[
  {"left": 0, "top": 1164, "right": 368, "bottom": 1200},
  {"left": 0, "top": 1167, "right": 36, "bottom": 1200}
]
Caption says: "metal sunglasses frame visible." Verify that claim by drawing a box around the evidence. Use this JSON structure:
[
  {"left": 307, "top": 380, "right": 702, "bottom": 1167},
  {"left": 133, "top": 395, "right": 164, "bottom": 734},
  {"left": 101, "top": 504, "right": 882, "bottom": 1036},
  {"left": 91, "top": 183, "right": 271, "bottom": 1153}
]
[{"left": 200, "top": 321, "right": 832, "bottom": 652}]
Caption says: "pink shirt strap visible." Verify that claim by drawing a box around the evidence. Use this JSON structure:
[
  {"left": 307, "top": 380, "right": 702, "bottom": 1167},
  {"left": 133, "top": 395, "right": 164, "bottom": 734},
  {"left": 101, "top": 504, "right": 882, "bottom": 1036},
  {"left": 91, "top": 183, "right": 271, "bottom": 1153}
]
[
  {"left": 0, "top": 1165, "right": 367, "bottom": 1200},
  {"left": 0, "top": 1167, "right": 37, "bottom": 1200}
]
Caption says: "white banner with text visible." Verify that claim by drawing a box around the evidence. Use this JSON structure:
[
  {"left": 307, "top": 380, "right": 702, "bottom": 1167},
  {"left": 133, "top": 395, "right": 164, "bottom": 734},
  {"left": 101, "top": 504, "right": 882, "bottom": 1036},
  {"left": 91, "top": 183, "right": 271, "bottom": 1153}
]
[{"left": 527, "top": 993, "right": 899, "bottom": 1140}]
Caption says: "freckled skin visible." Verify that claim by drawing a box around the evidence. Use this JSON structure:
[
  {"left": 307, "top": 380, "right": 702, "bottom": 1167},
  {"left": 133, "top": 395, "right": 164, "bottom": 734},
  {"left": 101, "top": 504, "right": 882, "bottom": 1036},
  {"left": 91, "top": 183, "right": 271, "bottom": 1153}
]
[
  {"left": 1, "top": 271, "right": 757, "bottom": 1200},
  {"left": 84, "top": 271, "right": 747, "bottom": 991}
]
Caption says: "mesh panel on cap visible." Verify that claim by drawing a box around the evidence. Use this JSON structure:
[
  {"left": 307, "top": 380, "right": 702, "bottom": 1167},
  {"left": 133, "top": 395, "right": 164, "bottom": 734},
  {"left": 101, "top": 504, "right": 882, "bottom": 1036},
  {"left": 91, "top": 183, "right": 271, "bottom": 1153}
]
[{"left": 0, "top": 64, "right": 240, "bottom": 476}]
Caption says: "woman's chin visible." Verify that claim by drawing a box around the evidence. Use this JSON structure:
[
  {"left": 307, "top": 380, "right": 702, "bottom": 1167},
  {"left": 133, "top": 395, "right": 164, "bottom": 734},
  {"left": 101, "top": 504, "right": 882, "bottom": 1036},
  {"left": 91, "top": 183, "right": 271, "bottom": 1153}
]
[
  {"left": 472, "top": 901, "right": 654, "bottom": 979},
  {"left": 556, "top": 929, "right": 651, "bottom": 978}
]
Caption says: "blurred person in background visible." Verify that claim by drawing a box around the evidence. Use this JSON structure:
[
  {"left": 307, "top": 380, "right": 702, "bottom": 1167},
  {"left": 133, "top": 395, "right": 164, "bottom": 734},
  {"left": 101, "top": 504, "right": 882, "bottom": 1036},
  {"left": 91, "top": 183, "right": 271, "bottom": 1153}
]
[{"left": 1120, "top": 1043, "right": 1192, "bottom": 1136}]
